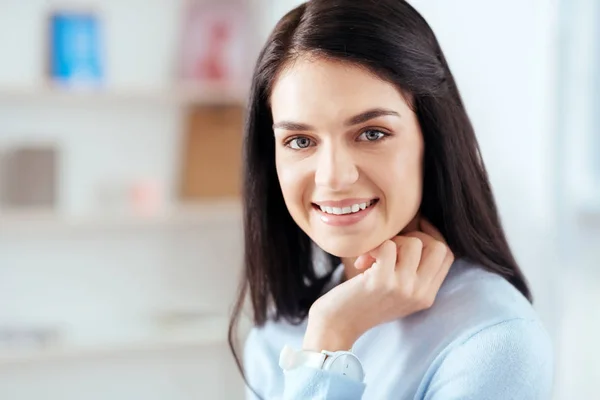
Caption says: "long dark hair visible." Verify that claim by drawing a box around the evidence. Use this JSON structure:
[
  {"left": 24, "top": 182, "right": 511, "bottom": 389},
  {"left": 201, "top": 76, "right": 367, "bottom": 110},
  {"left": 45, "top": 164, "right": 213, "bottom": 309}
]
[{"left": 228, "top": 0, "right": 532, "bottom": 391}]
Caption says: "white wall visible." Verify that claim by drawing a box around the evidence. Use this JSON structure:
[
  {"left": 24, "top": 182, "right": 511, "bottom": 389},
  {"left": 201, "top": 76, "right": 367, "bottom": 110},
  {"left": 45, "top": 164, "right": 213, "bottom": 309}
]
[{"left": 549, "top": 1, "right": 600, "bottom": 398}]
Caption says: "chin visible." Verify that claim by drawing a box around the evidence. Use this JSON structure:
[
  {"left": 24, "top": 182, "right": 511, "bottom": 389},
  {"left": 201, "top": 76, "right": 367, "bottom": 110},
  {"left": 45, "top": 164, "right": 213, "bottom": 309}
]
[{"left": 316, "top": 238, "right": 375, "bottom": 259}]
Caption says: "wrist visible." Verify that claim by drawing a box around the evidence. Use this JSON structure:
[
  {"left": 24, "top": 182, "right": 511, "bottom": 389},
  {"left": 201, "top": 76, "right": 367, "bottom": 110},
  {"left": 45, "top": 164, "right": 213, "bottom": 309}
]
[{"left": 302, "top": 317, "right": 357, "bottom": 352}]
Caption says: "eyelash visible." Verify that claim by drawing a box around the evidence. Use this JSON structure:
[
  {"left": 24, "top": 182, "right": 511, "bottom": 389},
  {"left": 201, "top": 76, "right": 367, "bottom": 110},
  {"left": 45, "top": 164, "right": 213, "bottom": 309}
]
[{"left": 284, "top": 129, "right": 390, "bottom": 150}]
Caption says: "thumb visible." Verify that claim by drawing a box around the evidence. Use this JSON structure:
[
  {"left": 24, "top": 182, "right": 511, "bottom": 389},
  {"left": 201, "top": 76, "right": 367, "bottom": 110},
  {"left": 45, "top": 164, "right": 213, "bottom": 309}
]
[
  {"left": 365, "top": 240, "right": 397, "bottom": 274},
  {"left": 354, "top": 254, "right": 376, "bottom": 270}
]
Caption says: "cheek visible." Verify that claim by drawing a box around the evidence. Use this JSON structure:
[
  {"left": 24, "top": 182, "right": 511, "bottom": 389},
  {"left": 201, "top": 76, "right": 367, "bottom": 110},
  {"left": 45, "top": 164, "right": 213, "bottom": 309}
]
[
  {"left": 378, "top": 146, "right": 424, "bottom": 208},
  {"left": 276, "top": 158, "right": 308, "bottom": 207}
]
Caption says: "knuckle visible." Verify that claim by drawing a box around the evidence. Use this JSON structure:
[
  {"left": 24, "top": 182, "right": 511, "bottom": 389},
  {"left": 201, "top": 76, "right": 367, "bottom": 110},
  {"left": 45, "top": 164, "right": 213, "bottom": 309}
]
[
  {"left": 418, "top": 292, "right": 435, "bottom": 309},
  {"left": 383, "top": 279, "right": 397, "bottom": 295},
  {"left": 364, "top": 275, "right": 379, "bottom": 293},
  {"left": 382, "top": 240, "right": 397, "bottom": 253},
  {"left": 391, "top": 235, "right": 404, "bottom": 245},
  {"left": 430, "top": 241, "right": 448, "bottom": 258},
  {"left": 405, "top": 237, "right": 423, "bottom": 251},
  {"left": 448, "top": 249, "right": 456, "bottom": 263},
  {"left": 421, "top": 298, "right": 434, "bottom": 310}
]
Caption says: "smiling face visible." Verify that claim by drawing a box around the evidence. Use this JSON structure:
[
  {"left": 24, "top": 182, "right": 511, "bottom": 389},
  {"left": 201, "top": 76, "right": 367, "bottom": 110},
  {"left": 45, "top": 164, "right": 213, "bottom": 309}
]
[{"left": 271, "top": 56, "right": 424, "bottom": 258}]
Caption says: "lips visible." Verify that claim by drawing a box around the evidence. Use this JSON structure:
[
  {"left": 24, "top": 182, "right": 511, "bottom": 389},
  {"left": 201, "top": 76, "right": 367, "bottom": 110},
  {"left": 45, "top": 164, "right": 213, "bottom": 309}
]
[
  {"left": 315, "top": 199, "right": 377, "bottom": 216},
  {"left": 312, "top": 198, "right": 379, "bottom": 227}
]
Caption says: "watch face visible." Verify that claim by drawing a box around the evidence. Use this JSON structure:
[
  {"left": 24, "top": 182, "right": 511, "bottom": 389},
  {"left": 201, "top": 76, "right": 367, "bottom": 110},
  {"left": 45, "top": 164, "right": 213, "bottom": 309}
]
[{"left": 328, "top": 353, "right": 365, "bottom": 382}]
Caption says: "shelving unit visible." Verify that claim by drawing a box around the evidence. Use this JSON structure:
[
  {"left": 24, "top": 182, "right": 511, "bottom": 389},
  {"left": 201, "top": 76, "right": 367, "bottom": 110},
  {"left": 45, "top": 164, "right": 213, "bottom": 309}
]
[
  {"left": 0, "top": 83, "right": 249, "bottom": 107},
  {"left": 0, "top": 1, "right": 259, "bottom": 398},
  {"left": 0, "top": 316, "right": 229, "bottom": 367},
  {"left": 0, "top": 200, "right": 242, "bottom": 234}
]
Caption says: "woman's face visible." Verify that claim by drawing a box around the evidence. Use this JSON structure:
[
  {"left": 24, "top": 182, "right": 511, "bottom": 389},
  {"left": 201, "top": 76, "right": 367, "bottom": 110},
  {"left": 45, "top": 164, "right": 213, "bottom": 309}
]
[{"left": 271, "top": 57, "right": 424, "bottom": 258}]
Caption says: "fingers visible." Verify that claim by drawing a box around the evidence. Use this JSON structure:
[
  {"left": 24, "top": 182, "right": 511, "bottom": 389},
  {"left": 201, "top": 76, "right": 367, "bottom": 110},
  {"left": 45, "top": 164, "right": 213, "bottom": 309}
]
[
  {"left": 430, "top": 247, "right": 455, "bottom": 292},
  {"left": 418, "top": 218, "right": 455, "bottom": 288},
  {"left": 367, "top": 240, "right": 398, "bottom": 275},
  {"left": 350, "top": 218, "right": 454, "bottom": 316},
  {"left": 402, "top": 226, "right": 453, "bottom": 287},
  {"left": 354, "top": 219, "right": 451, "bottom": 287},
  {"left": 419, "top": 218, "right": 447, "bottom": 244},
  {"left": 392, "top": 235, "right": 423, "bottom": 277},
  {"left": 354, "top": 254, "right": 375, "bottom": 271}
]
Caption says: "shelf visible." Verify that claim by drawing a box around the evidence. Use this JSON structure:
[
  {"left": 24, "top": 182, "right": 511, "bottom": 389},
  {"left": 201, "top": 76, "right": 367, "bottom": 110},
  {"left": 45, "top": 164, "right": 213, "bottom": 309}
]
[
  {"left": 0, "top": 200, "right": 242, "bottom": 234},
  {"left": 0, "top": 317, "right": 229, "bottom": 366},
  {"left": 0, "top": 82, "right": 248, "bottom": 107}
]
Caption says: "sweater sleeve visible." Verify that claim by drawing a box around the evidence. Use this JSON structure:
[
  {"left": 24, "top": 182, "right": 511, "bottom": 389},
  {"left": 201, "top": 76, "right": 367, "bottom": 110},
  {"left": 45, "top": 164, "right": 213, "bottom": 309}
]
[
  {"left": 244, "top": 329, "right": 274, "bottom": 400},
  {"left": 244, "top": 327, "right": 366, "bottom": 400},
  {"left": 422, "top": 318, "right": 554, "bottom": 400},
  {"left": 282, "top": 366, "right": 366, "bottom": 400}
]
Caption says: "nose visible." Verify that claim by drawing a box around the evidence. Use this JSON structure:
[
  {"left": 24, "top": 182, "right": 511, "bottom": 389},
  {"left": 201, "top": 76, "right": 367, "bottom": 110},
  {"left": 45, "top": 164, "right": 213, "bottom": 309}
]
[{"left": 314, "top": 143, "right": 359, "bottom": 190}]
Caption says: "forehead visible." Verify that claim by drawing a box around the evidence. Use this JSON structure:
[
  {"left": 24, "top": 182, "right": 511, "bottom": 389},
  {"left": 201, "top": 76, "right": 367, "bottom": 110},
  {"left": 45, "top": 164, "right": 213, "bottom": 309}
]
[{"left": 270, "top": 57, "right": 409, "bottom": 122}]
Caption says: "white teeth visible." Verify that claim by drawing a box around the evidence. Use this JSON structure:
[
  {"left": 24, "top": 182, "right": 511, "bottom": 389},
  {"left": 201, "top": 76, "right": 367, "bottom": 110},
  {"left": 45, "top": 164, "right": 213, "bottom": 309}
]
[{"left": 318, "top": 200, "right": 376, "bottom": 215}]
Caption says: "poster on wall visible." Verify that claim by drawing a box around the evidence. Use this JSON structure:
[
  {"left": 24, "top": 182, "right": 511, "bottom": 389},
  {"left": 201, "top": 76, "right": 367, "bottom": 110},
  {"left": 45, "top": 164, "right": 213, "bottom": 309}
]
[
  {"left": 48, "top": 10, "right": 104, "bottom": 87},
  {"left": 178, "top": 1, "right": 250, "bottom": 88}
]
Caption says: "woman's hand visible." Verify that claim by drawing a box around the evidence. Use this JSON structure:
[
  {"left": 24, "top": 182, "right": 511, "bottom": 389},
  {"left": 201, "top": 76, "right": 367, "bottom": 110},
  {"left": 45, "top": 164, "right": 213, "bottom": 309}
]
[{"left": 303, "top": 219, "right": 454, "bottom": 352}]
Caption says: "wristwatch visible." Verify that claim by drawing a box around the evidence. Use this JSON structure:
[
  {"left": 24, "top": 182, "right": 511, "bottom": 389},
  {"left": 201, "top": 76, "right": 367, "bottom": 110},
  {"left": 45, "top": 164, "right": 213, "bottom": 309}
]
[{"left": 279, "top": 345, "right": 365, "bottom": 382}]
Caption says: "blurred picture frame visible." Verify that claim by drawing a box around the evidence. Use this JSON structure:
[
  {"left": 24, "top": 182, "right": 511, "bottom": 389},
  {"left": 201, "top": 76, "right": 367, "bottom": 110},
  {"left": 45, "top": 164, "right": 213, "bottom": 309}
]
[
  {"left": 178, "top": 0, "right": 250, "bottom": 87},
  {"left": 46, "top": 8, "right": 105, "bottom": 88}
]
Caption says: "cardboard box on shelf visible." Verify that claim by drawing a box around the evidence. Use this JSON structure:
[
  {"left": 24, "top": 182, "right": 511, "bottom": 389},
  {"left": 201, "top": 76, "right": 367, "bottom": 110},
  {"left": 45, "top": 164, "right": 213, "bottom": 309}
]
[
  {"left": 179, "top": 105, "right": 244, "bottom": 200},
  {"left": 0, "top": 146, "right": 58, "bottom": 209}
]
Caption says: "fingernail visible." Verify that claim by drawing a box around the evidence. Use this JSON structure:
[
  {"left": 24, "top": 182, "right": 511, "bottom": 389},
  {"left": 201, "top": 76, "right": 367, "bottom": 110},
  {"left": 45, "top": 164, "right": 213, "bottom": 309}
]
[{"left": 354, "top": 255, "right": 364, "bottom": 268}]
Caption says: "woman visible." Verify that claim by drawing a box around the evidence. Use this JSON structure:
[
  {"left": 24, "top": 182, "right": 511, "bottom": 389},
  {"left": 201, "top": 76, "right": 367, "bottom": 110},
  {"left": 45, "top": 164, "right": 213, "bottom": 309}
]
[{"left": 228, "top": 1, "right": 554, "bottom": 399}]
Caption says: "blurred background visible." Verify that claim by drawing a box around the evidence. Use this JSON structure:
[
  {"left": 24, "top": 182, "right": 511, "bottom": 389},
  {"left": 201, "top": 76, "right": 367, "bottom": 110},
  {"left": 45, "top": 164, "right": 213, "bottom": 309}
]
[{"left": 0, "top": 0, "right": 596, "bottom": 399}]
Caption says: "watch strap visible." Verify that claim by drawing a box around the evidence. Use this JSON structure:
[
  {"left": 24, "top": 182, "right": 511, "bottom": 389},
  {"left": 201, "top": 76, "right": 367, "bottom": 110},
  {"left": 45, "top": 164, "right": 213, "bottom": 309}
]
[{"left": 279, "top": 345, "right": 327, "bottom": 371}]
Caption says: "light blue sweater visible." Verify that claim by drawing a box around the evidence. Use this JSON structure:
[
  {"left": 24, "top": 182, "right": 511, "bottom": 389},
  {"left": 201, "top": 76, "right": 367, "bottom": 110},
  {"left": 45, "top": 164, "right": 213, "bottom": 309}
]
[{"left": 244, "top": 259, "right": 554, "bottom": 399}]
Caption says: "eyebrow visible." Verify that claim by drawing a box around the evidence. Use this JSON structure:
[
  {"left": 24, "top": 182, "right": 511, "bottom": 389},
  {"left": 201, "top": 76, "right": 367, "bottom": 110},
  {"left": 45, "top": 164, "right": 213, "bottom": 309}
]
[{"left": 272, "top": 108, "right": 401, "bottom": 131}]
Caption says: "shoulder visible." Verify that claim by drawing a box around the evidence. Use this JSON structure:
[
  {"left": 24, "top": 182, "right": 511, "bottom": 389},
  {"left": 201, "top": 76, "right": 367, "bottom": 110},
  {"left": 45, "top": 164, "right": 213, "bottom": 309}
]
[
  {"left": 402, "top": 257, "right": 553, "bottom": 352},
  {"left": 412, "top": 259, "right": 554, "bottom": 398},
  {"left": 405, "top": 257, "right": 554, "bottom": 369},
  {"left": 423, "top": 258, "right": 542, "bottom": 333},
  {"left": 419, "top": 318, "right": 554, "bottom": 398}
]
